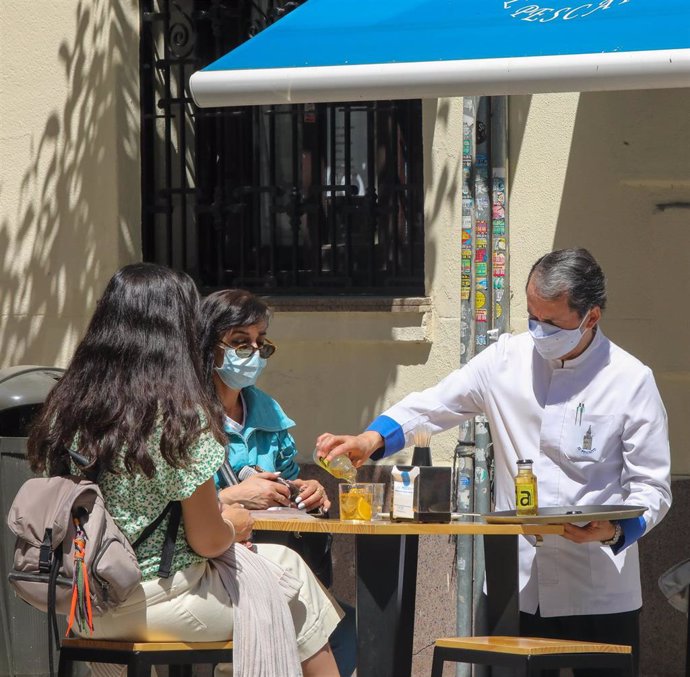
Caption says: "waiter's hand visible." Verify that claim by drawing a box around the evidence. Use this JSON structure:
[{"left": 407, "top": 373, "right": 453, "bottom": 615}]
[
  {"left": 562, "top": 520, "right": 616, "bottom": 544},
  {"left": 315, "top": 431, "right": 384, "bottom": 469}
]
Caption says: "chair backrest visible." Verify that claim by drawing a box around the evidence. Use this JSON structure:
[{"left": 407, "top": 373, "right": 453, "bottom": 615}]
[{"left": 658, "top": 558, "right": 690, "bottom": 614}]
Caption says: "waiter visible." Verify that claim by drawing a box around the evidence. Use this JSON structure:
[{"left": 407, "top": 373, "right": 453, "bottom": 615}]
[{"left": 316, "top": 248, "right": 671, "bottom": 676}]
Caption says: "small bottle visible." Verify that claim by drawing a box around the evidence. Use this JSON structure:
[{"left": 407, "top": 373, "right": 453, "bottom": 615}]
[
  {"left": 313, "top": 448, "right": 357, "bottom": 484},
  {"left": 514, "top": 459, "right": 538, "bottom": 516}
]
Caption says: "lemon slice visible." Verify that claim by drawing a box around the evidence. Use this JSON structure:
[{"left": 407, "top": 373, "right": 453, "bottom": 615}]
[
  {"left": 340, "top": 493, "right": 360, "bottom": 514},
  {"left": 354, "top": 497, "right": 372, "bottom": 521}
]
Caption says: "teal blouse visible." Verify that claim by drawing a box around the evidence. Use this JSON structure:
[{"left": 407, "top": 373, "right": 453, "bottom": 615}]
[{"left": 217, "top": 386, "right": 299, "bottom": 485}]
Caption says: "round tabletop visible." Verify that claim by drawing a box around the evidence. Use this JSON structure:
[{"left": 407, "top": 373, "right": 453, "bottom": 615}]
[{"left": 483, "top": 504, "right": 646, "bottom": 524}]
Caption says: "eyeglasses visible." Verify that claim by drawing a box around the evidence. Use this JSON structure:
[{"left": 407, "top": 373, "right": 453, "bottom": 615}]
[{"left": 218, "top": 338, "right": 276, "bottom": 359}]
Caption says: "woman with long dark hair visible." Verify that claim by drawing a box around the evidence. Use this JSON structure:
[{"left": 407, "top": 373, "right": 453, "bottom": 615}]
[{"left": 28, "top": 263, "right": 342, "bottom": 677}]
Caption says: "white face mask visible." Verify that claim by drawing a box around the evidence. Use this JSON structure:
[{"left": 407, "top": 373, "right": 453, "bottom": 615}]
[
  {"left": 215, "top": 349, "right": 267, "bottom": 390},
  {"left": 528, "top": 311, "right": 591, "bottom": 360}
]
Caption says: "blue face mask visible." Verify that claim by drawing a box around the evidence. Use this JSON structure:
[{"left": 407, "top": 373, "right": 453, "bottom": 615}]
[
  {"left": 215, "top": 349, "right": 267, "bottom": 390},
  {"left": 528, "top": 311, "right": 590, "bottom": 361}
]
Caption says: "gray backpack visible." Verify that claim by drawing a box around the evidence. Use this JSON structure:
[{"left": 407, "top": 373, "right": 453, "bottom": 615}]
[
  {"left": 8, "top": 476, "right": 141, "bottom": 616},
  {"left": 6, "top": 472, "right": 180, "bottom": 671}
]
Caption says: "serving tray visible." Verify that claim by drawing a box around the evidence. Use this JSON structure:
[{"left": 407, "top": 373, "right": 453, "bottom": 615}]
[{"left": 483, "top": 504, "right": 646, "bottom": 524}]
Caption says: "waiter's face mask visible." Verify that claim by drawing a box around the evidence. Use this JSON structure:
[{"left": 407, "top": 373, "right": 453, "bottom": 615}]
[{"left": 528, "top": 310, "right": 591, "bottom": 360}]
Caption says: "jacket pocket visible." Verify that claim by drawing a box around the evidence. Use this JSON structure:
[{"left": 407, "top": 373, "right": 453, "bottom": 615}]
[
  {"left": 562, "top": 413, "right": 620, "bottom": 463},
  {"left": 91, "top": 537, "right": 142, "bottom": 610}
]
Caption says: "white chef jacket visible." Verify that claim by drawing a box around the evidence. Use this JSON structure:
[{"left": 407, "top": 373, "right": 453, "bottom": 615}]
[{"left": 367, "top": 328, "right": 672, "bottom": 617}]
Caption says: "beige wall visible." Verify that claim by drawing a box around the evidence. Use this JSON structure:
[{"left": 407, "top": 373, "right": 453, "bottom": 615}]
[
  {"left": 2, "top": 6, "right": 687, "bottom": 478},
  {"left": 509, "top": 90, "right": 690, "bottom": 475},
  {"left": 0, "top": 0, "right": 141, "bottom": 369},
  {"left": 270, "top": 89, "right": 690, "bottom": 475},
  {"left": 264, "top": 98, "right": 465, "bottom": 467}
]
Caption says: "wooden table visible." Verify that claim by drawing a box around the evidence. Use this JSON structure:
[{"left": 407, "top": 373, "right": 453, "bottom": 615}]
[{"left": 253, "top": 518, "right": 563, "bottom": 677}]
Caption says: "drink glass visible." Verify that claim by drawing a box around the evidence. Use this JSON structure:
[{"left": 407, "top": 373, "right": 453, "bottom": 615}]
[
  {"left": 339, "top": 483, "right": 375, "bottom": 521},
  {"left": 371, "top": 483, "right": 387, "bottom": 519}
]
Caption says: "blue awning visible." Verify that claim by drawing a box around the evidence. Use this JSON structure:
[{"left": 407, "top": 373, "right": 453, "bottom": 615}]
[{"left": 190, "top": 0, "right": 690, "bottom": 107}]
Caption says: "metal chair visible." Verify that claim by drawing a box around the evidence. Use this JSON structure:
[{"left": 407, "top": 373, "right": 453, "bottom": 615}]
[
  {"left": 430, "top": 636, "right": 633, "bottom": 676},
  {"left": 658, "top": 558, "right": 690, "bottom": 676},
  {"left": 58, "top": 638, "right": 233, "bottom": 677}
]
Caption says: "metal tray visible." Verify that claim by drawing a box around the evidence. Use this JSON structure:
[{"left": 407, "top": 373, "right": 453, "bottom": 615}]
[{"left": 483, "top": 504, "right": 646, "bottom": 524}]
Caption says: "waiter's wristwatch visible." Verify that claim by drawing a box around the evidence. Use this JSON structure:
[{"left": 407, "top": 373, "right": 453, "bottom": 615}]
[{"left": 600, "top": 521, "right": 622, "bottom": 546}]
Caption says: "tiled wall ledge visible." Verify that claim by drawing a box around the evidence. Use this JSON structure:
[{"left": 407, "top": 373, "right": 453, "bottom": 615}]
[
  {"left": 266, "top": 296, "right": 432, "bottom": 313},
  {"left": 265, "top": 296, "right": 433, "bottom": 343}
]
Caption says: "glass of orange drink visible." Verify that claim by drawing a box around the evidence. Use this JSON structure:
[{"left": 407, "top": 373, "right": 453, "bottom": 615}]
[{"left": 338, "top": 483, "right": 375, "bottom": 521}]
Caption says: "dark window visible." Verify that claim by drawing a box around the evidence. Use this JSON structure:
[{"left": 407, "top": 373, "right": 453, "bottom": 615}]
[{"left": 140, "top": 0, "right": 424, "bottom": 295}]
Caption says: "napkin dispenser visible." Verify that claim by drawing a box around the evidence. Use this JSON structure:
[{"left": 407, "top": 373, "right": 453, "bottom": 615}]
[{"left": 391, "top": 465, "right": 451, "bottom": 523}]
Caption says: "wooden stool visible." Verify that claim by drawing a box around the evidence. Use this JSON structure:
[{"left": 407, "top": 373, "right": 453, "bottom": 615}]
[
  {"left": 430, "top": 636, "right": 633, "bottom": 676},
  {"left": 58, "top": 639, "right": 233, "bottom": 677}
]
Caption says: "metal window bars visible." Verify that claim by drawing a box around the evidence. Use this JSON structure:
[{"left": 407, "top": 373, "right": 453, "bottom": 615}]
[{"left": 140, "top": 0, "right": 425, "bottom": 295}]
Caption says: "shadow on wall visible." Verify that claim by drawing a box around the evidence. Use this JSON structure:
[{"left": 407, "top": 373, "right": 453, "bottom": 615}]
[
  {"left": 551, "top": 88, "right": 690, "bottom": 369},
  {"left": 0, "top": 0, "right": 140, "bottom": 368},
  {"left": 507, "top": 94, "right": 532, "bottom": 183},
  {"left": 424, "top": 96, "right": 458, "bottom": 287},
  {"left": 265, "top": 337, "right": 433, "bottom": 461},
  {"left": 551, "top": 88, "right": 690, "bottom": 677}
]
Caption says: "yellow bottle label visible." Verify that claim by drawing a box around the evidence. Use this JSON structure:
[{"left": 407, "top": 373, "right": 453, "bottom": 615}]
[{"left": 515, "top": 477, "right": 538, "bottom": 515}]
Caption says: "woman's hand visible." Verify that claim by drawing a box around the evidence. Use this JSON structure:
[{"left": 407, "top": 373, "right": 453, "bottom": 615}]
[
  {"left": 315, "top": 431, "right": 383, "bottom": 469},
  {"left": 220, "top": 503, "right": 254, "bottom": 543},
  {"left": 218, "top": 471, "right": 291, "bottom": 509},
  {"left": 292, "top": 478, "right": 331, "bottom": 512}
]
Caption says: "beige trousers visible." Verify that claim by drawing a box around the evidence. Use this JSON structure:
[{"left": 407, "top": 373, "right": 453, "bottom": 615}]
[{"left": 85, "top": 543, "right": 343, "bottom": 676}]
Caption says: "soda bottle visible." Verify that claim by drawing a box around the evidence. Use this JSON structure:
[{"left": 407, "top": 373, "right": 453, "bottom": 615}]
[
  {"left": 514, "top": 459, "right": 538, "bottom": 516},
  {"left": 313, "top": 448, "right": 357, "bottom": 484}
]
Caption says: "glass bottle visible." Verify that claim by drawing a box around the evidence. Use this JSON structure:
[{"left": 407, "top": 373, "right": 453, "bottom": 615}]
[
  {"left": 514, "top": 459, "right": 538, "bottom": 516},
  {"left": 312, "top": 448, "right": 357, "bottom": 484}
]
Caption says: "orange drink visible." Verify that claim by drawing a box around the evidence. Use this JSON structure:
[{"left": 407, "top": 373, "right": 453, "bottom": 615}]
[{"left": 339, "top": 483, "right": 375, "bottom": 521}]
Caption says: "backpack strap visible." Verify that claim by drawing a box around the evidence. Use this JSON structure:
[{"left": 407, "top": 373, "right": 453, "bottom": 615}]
[
  {"left": 157, "top": 502, "right": 182, "bottom": 578},
  {"left": 67, "top": 448, "right": 99, "bottom": 481},
  {"left": 217, "top": 459, "right": 240, "bottom": 487},
  {"left": 131, "top": 500, "right": 182, "bottom": 578},
  {"left": 47, "top": 548, "right": 63, "bottom": 677},
  {"left": 39, "top": 528, "right": 53, "bottom": 574}
]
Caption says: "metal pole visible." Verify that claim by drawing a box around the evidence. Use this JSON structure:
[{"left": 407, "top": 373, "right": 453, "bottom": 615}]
[
  {"left": 455, "top": 95, "right": 479, "bottom": 677},
  {"left": 473, "top": 97, "right": 491, "bottom": 354},
  {"left": 490, "top": 96, "right": 510, "bottom": 339},
  {"left": 460, "top": 95, "right": 478, "bottom": 369},
  {"left": 455, "top": 95, "right": 510, "bottom": 676},
  {"left": 470, "top": 98, "right": 492, "bottom": 675},
  {"left": 454, "top": 443, "right": 474, "bottom": 677},
  {"left": 471, "top": 416, "right": 492, "bottom": 677}
]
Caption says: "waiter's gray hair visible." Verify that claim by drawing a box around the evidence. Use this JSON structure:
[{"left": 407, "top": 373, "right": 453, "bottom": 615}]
[{"left": 527, "top": 248, "right": 607, "bottom": 317}]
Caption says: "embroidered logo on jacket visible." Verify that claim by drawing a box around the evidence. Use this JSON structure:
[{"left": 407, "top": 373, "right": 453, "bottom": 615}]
[{"left": 577, "top": 425, "right": 596, "bottom": 454}]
